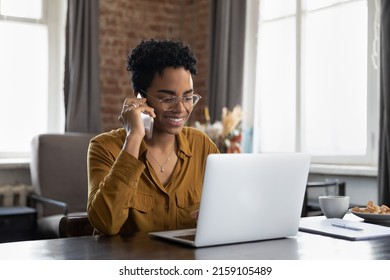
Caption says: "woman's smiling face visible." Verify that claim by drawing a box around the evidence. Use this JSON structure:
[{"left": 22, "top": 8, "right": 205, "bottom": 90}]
[{"left": 145, "top": 67, "right": 194, "bottom": 136}]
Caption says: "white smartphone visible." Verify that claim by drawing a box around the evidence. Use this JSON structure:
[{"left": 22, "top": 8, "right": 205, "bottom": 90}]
[
  {"left": 141, "top": 112, "right": 154, "bottom": 139},
  {"left": 137, "top": 93, "right": 153, "bottom": 139}
]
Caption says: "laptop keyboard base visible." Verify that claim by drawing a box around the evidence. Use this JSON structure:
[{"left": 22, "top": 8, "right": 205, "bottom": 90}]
[{"left": 174, "top": 234, "right": 196, "bottom": 241}]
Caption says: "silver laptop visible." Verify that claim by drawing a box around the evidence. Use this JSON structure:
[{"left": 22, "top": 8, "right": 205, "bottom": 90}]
[{"left": 149, "top": 153, "right": 311, "bottom": 247}]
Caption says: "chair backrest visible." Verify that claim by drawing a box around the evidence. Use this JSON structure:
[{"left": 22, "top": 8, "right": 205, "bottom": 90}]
[{"left": 30, "top": 133, "right": 95, "bottom": 217}]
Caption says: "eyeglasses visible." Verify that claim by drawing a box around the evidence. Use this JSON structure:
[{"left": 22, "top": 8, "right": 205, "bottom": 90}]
[{"left": 139, "top": 90, "right": 202, "bottom": 111}]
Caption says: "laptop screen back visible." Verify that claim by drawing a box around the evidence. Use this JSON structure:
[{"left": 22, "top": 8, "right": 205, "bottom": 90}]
[{"left": 193, "top": 153, "right": 311, "bottom": 247}]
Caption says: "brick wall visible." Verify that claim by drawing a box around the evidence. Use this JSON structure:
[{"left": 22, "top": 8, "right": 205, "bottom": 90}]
[{"left": 99, "top": 0, "right": 211, "bottom": 132}]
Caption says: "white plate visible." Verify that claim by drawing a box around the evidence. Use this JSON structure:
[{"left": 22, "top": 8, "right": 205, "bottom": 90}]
[{"left": 350, "top": 208, "right": 390, "bottom": 222}]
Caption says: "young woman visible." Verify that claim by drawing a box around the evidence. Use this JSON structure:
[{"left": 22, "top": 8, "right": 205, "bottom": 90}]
[{"left": 87, "top": 39, "right": 219, "bottom": 235}]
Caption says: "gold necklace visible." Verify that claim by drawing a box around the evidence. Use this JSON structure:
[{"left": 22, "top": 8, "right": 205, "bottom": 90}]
[{"left": 147, "top": 146, "right": 175, "bottom": 172}]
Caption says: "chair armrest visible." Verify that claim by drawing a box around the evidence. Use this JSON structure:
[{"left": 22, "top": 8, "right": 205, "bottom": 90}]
[
  {"left": 59, "top": 214, "right": 95, "bottom": 238},
  {"left": 28, "top": 193, "right": 69, "bottom": 215}
]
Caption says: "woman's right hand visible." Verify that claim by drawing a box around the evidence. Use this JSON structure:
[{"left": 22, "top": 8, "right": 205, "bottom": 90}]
[{"left": 118, "top": 97, "right": 155, "bottom": 137}]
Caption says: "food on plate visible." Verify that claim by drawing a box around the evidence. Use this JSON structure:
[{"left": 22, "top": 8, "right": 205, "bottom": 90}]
[{"left": 351, "top": 200, "right": 390, "bottom": 214}]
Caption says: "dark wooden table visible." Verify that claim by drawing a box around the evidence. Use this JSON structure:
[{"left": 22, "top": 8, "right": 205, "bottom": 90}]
[{"left": 1, "top": 225, "right": 390, "bottom": 260}]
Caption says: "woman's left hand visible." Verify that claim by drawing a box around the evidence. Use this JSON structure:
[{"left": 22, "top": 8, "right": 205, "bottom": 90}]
[{"left": 190, "top": 210, "right": 199, "bottom": 220}]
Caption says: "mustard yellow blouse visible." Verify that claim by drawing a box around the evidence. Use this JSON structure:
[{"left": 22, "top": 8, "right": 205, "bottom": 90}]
[{"left": 87, "top": 127, "right": 219, "bottom": 235}]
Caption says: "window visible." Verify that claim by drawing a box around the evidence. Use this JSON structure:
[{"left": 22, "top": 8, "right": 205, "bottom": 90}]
[
  {"left": 251, "top": 0, "right": 379, "bottom": 166},
  {"left": 0, "top": 0, "right": 66, "bottom": 158}
]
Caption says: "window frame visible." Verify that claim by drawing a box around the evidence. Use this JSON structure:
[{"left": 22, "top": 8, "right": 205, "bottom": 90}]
[
  {"left": 243, "top": 0, "right": 380, "bottom": 169},
  {"left": 0, "top": 0, "right": 66, "bottom": 159}
]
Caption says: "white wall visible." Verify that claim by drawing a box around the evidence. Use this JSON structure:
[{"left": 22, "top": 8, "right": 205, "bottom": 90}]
[{"left": 0, "top": 164, "right": 31, "bottom": 186}]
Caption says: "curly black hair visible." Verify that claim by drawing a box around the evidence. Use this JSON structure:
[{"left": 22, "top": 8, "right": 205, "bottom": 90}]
[{"left": 127, "top": 39, "right": 198, "bottom": 96}]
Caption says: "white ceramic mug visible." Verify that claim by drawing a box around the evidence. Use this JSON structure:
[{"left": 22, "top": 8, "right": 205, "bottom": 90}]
[{"left": 319, "top": 195, "right": 350, "bottom": 219}]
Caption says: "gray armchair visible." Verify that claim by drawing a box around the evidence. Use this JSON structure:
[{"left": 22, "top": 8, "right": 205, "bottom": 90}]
[{"left": 29, "top": 133, "right": 96, "bottom": 239}]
